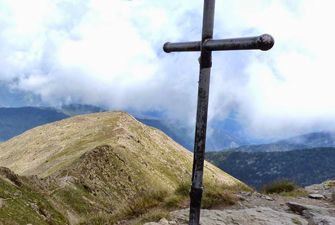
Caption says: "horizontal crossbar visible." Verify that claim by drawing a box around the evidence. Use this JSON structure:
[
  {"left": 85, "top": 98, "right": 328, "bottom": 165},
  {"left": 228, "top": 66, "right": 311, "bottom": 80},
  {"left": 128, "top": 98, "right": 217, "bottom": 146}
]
[{"left": 163, "top": 34, "right": 274, "bottom": 53}]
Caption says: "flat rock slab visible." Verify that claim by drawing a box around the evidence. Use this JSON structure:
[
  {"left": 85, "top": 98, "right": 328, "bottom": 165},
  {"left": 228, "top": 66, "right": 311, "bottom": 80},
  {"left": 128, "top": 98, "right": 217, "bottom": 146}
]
[
  {"left": 287, "top": 202, "right": 335, "bottom": 225},
  {"left": 309, "top": 194, "right": 326, "bottom": 200},
  {"left": 145, "top": 207, "right": 308, "bottom": 225},
  {"left": 305, "top": 180, "right": 335, "bottom": 200},
  {"left": 287, "top": 202, "right": 335, "bottom": 215}
]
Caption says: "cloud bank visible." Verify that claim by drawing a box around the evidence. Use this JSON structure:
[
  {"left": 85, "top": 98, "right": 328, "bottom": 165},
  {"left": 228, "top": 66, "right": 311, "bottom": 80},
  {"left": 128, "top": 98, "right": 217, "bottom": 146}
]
[{"left": 1, "top": 0, "right": 335, "bottom": 139}]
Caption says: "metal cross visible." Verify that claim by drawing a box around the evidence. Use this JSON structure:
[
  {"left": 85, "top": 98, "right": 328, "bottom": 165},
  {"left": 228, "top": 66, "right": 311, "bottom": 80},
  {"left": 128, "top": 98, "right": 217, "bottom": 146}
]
[{"left": 163, "top": 1, "right": 274, "bottom": 225}]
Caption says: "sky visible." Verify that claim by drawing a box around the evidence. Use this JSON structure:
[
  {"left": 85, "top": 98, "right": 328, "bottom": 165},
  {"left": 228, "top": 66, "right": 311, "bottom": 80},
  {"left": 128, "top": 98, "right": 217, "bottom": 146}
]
[{"left": 0, "top": 0, "right": 335, "bottom": 140}]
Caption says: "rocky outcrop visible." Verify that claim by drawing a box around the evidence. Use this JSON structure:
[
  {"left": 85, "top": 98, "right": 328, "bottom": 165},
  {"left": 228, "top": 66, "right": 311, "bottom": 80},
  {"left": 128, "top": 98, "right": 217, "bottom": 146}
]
[
  {"left": 148, "top": 208, "right": 309, "bottom": 225},
  {"left": 305, "top": 180, "right": 335, "bottom": 200},
  {"left": 287, "top": 202, "right": 335, "bottom": 225},
  {"left": 145, "top": 180, "right": 335, "bottom": 225}
]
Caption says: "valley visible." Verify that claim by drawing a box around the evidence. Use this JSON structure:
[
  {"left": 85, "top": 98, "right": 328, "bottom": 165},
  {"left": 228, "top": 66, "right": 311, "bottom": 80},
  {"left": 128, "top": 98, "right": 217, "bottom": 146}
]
[{"left": 206, "top": 148, "right": 335, "bottom": 189}]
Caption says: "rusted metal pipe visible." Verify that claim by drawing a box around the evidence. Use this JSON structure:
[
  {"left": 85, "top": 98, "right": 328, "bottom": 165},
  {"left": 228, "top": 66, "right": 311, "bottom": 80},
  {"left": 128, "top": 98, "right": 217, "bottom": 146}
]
[
  {"left": 188, "top": 0, "right": 215, "bottom": 225},
  {"left": 163, "top": 41, "right": 200, "bottom": 53},
  {"left": 204, "top": 34, "right": 274, "bottom": 51},
  {"left": 163, "top": 34, "right": 274, "bottom": 53}
]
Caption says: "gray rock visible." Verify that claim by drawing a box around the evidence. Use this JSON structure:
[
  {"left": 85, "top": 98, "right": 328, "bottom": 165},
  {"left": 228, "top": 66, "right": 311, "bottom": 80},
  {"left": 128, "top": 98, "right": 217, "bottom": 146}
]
[
  {"left": 309, "top": 214, "right": 335, "bottom": 225},
  {"left": 144, "top": 218, "right": 170, "bottom": 225},
  {"left": 309, "top": 194, "right": 326, "bottom": 200},
  {"left": 158, "top": 218, "right": 169, "bottom": 225},
  {"left": 287, "top": 202, "right": 335, "bottom": 215},
  {"left": 287, "top": 202, "right": 308, "bottom": 215},
  {"left": 159, "top": 207, "right": 309, "bottom": 225},
  {"left": 236, "top": 194, "right": 247, "bottom": 201},
  {"left": 287, "top": 202, "right": 335, "bottom": 225},
  {"left": 240, "top": 191, "right": 253, "bottom": 197},
  {"left": 265, "top": 196, "right": 274, "bottom": 201},
  {"left": 305, "top": 180, "right": 335, "bottom": 200}
]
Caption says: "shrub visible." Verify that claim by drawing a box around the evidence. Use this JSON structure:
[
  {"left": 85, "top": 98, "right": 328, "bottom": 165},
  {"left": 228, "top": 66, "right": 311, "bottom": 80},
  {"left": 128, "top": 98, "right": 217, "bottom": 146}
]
[
  {"left": 138, "top": 208, "right": 170, "bottom": 224},
  {"left": 164, "top": 195, "right": 186, "bottom": 209},
  {"left": 291, "top": 217, "right": 303, "bottom": 225},
  {"left": 124, "top": 189, "right": 168, "bottom": 218},
  {"left": 175, "top": 182, "right": 191, "bottom": 197},
  {"left": 324, "top": 180, "right": 335, "bottom": 189},
  {"left": 172, "top": 181, "right": 238, "bottom": 209},
  {"left": 262, "top": 179, "right": 297, "bottom": 194},
  {"left": 202, "top": 183, "right": 237, "bottom": 209}
]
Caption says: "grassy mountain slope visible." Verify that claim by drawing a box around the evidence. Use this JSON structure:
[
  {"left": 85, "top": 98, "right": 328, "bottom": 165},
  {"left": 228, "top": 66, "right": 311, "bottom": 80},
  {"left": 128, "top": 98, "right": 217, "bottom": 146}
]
[
  {"left": 206, "top": 147, "right": 335, "bottom": 189},
  {"left": 0, "top": 112, "right": 246, "bottom": 224},
  {"left": 0, "top": 167, "right": 67, "bottom": 225}
]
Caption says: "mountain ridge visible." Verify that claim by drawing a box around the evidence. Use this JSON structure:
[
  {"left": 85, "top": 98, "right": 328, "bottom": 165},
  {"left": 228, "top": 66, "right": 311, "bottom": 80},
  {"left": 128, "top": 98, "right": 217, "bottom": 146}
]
[
  {"left": 0, "top": 106, "right": 249, "bottom": 150},
  {"left": 0, "top": 111, "right": 246, "bottom": 224}
]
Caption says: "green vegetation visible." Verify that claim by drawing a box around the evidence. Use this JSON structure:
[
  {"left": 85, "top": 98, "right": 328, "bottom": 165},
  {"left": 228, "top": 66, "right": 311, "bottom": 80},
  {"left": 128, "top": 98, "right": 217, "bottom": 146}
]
[
  {"left": 202, "top": 183, "right": 237, "bottom": 209},
  {"left": 291, "top": 217, "right": 303, "bottom": 225},
  {"left": 174, "top": 181, "right": 190, "bottom": 197},
  {"left": 206, "top": 148, "right": 335, "bottom": 189},
  {"left": 261, "top": 179, "right": 308, "bottom": 197},
  {"left": 0, "top": 176, "right": 67, "bottom": 225},
  {"left": 324, "top": 180, "right": 335, "bottom": 189},
  {"left": 0, "top": 166, "right": 245, "bottom": 225},
  {"left": 262, "top": 179, "right": 297, "bottom": 194},
  {"left": 136, "top": 208, "right": 170, "bottom": 225},
  {"left": 124, "top": 189, "right": 169, "bottom": 217},
  {"left": 166, "top": 181, "right": 240, "bottom": 210},
  {"left": 53, "top": 186, "right": 93, "bottom": 215}
]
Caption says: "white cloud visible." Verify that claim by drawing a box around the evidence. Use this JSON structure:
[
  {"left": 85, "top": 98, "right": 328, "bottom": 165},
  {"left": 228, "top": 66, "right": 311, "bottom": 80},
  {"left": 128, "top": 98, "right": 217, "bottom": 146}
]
[{"left": 1, "top": 0, "right": 335, "bottom": 139}]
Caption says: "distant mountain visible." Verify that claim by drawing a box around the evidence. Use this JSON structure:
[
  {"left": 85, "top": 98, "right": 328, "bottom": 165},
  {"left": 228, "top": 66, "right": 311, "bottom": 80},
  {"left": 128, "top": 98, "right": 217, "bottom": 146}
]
[
  {"left": 226, "top": 143, "right": 308, "bottom": 153},
  {"left": 0, "top": 107, "right": 68, "bottom": 141},
  {"left": 137, "top": 118, "right": 193, "bottom": 150},
  {"left": 278, "top": 132, "right": 335, "bottom": 148},
  {"left": 0, "top": 106, "right": 249, "bottom": 150},
  {"left": 137, "top": 117, "right": 250, "bottom": 151},
  {"left": 206, "top": 147, "right": 335, "bottom": 189},
  {"left": 224, "top": 131, "right": 335, "bottom": 153}
]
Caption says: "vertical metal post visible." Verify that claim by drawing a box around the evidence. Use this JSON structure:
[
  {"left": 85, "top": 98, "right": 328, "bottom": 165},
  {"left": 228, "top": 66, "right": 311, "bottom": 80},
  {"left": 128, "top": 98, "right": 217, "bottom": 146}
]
[{"left": 189, "top": 1, "right": 215, "bottom": 225}]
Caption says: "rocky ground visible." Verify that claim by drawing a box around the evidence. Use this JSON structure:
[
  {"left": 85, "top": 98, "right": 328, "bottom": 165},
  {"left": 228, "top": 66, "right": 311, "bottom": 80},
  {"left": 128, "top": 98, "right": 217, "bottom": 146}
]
[{"left": 145, "top": 180, "right": 335, "bottom": 225}]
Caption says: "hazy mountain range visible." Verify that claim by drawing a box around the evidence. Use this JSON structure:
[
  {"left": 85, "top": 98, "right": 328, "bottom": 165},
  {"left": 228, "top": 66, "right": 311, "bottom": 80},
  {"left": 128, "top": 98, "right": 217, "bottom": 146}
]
[
  {"left": 206, "top": 147, "right": 335, "bottom": 189},
  {"left": 0, "top": 105, "right": 249, "bottom": 150},
  {"left": 1, "top": 105, "right": 335, "bottom": 196},
  {"left": 1, "top": 105, "right": 335, "bottom": 152},
  {"left": 0, "top": 107, "right": 68, "bottom": 142},
  {"left": 222, "top": 132, "right": 335, "bottom": 153},
  {"left": 206, "top": 132, "right": 335, "bottom": 189}
]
